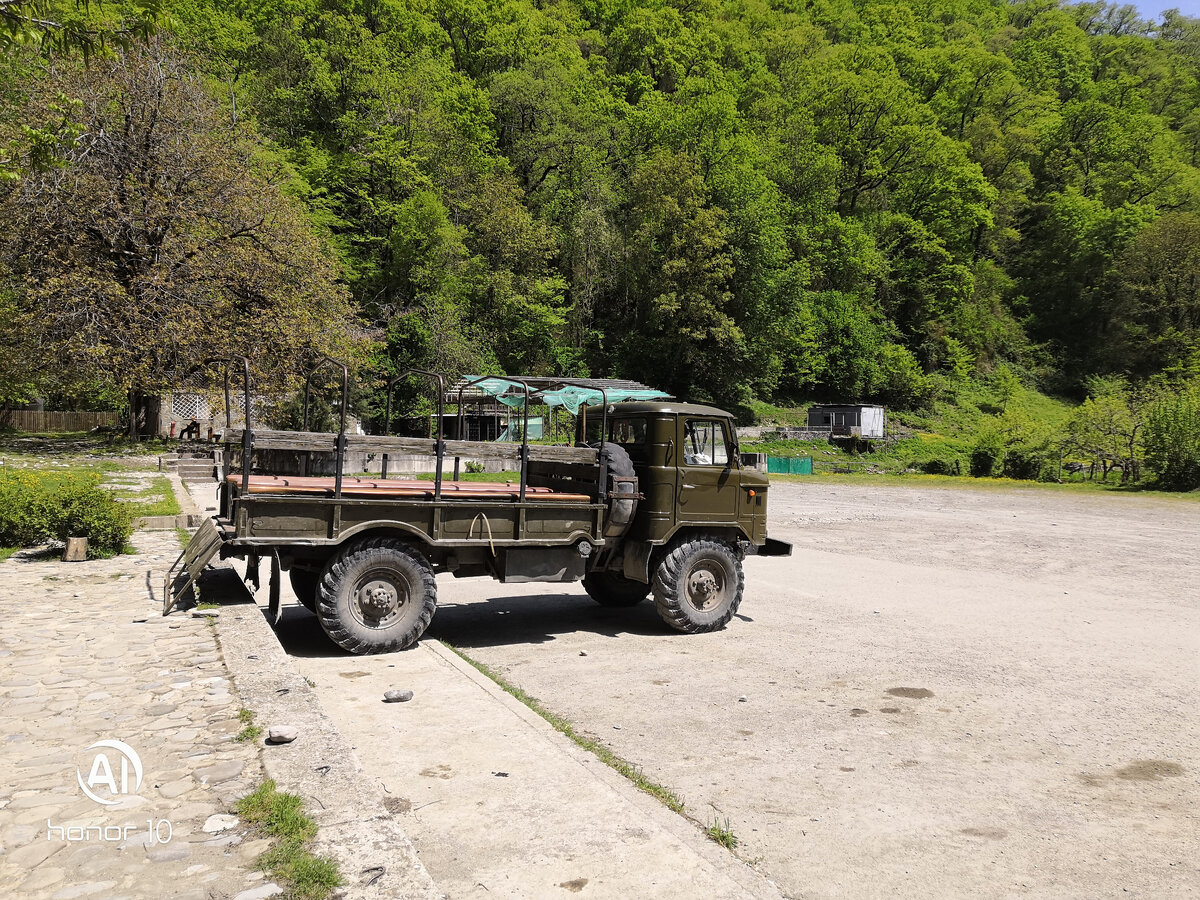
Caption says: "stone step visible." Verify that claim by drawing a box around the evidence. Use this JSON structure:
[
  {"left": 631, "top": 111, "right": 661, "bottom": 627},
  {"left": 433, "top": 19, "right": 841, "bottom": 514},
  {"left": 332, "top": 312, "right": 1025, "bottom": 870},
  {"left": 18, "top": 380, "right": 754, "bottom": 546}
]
[{"left": 161, "top": 453, "right": 216, "bottom": 464}]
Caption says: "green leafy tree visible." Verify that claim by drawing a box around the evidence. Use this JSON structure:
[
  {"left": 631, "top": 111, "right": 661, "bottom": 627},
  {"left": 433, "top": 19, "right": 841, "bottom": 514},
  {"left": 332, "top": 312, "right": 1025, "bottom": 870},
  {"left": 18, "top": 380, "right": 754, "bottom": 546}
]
[
  {"left": 0, "top": 41, "right": 361, "bottom": 435},
  {"left": 1062, "top": 377, "right": 1146, "bottom": 481}
]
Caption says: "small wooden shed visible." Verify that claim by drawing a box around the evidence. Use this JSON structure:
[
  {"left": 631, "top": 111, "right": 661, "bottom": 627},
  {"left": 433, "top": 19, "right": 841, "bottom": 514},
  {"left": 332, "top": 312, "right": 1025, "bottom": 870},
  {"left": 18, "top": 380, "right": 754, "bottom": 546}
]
[{"left": 807, "top": 404, "right": 887, "bottom": 439}]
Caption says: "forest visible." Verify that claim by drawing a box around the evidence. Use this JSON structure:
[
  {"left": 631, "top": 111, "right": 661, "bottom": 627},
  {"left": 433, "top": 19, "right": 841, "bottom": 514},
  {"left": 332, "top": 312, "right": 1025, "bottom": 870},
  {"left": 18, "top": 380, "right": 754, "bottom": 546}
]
[{"left": 3, "top": 0, "right": 1200, "bottom": 480}]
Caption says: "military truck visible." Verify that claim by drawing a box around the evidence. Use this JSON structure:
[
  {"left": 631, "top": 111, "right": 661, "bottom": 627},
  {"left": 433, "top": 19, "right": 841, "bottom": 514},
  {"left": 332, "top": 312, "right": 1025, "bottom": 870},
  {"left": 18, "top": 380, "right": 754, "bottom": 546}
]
[{"left": 167, "top": 362, "right": 790, "bottom": 654}]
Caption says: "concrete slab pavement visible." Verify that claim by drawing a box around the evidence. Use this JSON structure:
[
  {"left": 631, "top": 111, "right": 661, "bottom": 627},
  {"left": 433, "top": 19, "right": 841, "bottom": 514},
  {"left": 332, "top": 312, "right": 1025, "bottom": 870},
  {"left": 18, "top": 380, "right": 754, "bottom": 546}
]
[{"left": 269, "top": 604, "right": 783, "bottom": 900}]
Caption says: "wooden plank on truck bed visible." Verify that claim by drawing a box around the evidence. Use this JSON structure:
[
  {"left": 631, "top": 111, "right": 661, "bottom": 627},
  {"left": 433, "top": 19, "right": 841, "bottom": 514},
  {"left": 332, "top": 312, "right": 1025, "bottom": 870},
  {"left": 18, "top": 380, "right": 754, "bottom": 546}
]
[{"left": 224, "top": 429, "right": 600, "bottom": 465}]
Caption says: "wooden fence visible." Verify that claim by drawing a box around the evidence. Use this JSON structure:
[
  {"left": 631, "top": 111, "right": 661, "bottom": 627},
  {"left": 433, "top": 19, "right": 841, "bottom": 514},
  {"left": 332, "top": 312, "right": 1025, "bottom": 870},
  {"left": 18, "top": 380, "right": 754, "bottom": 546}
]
[{"left": 1, "top": 410, "right": 120, "bottom": 432}]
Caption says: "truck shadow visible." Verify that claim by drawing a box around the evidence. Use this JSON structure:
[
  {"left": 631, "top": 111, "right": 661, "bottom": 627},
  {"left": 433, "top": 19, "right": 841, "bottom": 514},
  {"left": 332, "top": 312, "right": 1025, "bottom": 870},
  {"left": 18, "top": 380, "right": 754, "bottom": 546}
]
[
  {"left": 268, "top": 593, "right": 672, "bottom": 657},
  {"left": 430, "top": 594, "right": 671, "bottom": 649}
]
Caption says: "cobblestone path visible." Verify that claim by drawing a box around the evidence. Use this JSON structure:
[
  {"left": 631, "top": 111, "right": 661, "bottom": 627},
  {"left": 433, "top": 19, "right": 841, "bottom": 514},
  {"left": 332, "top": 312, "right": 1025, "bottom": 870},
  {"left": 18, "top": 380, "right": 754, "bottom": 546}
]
[{"left": 0, "top": 531, "right": 274, "bottom": 899}]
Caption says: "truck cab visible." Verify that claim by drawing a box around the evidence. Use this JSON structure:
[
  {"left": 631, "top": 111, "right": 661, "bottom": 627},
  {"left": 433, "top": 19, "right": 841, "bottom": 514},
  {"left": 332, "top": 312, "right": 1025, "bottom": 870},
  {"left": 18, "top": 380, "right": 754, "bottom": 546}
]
[{"left": 582, "top": 402, "right": 773, "bottom": 550}]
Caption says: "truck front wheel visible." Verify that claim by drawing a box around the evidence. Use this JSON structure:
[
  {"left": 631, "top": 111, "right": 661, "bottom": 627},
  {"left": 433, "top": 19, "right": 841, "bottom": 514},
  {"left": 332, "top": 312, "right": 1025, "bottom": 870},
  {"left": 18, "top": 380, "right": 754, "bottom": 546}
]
[
  {"left": 289, "top": 568, "right": 319, "bottom": 613},
  {"left": 583, "top": 571, "right": 650, "bottom": 607},
  {"left": 317, "top": 538, "right": 437, "bottom": 654},
  {"left": 652, "top": 538, "right": 744, "bottom": 633}
]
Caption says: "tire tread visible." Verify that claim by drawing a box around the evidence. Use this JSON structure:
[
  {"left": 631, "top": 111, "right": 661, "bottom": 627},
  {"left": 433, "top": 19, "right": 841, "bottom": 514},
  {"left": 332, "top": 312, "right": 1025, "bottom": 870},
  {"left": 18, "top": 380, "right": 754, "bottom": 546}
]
[
  {"left": 318, "top": 537, "right": 437, "bottom": 654},
  {"left": 652, "top": 537, "right": 744, "bottom": 633}
]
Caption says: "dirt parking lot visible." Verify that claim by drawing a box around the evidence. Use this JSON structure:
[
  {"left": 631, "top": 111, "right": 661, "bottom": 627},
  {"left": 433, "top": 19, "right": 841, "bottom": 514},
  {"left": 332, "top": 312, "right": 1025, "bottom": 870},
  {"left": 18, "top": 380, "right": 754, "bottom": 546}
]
[{"left": 421, "top": 481, "right": 1199, "bottom": 899}]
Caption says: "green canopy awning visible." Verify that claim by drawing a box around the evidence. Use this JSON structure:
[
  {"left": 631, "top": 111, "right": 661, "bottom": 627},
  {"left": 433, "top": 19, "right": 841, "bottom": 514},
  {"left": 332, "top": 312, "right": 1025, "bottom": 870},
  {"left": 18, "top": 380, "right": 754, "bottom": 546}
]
[
  {"left": 537, "top": 386, "right": 670, "bottom": 414},
  {"left": 463, "top": 377, "right": 670, "bottom": 414},
  {"left": 464, "top": 377, "right": 530, "bottom": 408}
]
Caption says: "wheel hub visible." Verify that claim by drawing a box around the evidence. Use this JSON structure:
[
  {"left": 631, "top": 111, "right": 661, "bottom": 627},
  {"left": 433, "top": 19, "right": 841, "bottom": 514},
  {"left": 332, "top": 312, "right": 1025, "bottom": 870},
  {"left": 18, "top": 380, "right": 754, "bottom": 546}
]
[
  {"left": 357, "top": 579, "right": 401, "bottom": 619},
  {"left": 687, "top": 568, "right": 722, "bottom": 609}
]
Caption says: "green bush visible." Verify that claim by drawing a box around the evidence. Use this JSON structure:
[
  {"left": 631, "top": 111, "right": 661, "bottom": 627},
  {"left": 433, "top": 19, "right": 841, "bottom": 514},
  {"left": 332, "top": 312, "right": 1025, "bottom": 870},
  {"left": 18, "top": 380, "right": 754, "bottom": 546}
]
[
  {"left": 1001, "top": 446, "right": 1053, "bottom": 481},
  {"left": 0, "top": 471, "right": 132, "bottom": 557},
  {"left": 921, "top": 458, "right": 958, "bottom": 476},
  {"left": 1144, "top": 384, "right": 1200, "bottom": 491}
]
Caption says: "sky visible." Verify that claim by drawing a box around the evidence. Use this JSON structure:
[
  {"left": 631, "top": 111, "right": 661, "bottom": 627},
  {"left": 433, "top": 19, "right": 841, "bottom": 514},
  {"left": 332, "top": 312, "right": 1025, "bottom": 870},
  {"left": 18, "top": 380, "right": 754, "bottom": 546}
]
[{"left": 1135, "top": 1, "right": 1200, "bottom": 18}]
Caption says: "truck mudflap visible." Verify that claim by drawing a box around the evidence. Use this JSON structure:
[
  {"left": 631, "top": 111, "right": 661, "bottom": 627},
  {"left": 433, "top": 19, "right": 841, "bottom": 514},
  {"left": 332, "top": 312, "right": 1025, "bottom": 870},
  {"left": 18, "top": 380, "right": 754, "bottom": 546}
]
[
  {"left": 749, "top": 537, "right": 792, "bottom": 557},
  {"left": 163, "top": 518, "right": 225, "bottom": 615}
]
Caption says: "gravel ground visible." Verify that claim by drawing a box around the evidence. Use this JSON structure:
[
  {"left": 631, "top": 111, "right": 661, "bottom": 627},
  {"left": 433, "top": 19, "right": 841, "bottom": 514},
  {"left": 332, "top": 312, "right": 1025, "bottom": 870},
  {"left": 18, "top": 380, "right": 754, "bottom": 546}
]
[{"left": 425, "top": 481, "right": 1200, "bottom": 899}]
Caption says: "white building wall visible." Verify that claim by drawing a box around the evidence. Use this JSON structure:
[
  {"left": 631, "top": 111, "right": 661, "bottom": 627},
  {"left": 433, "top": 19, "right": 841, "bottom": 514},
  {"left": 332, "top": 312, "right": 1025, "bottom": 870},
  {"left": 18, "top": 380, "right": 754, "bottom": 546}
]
[{"left": 860, "top": 406, "right": 886, "bottom": 439}]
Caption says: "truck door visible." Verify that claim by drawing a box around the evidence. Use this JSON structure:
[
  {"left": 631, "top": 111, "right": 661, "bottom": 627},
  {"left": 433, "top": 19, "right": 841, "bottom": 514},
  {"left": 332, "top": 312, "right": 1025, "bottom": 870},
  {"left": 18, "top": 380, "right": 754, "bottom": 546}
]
[{"left": 677, "top": 418, "right": 739, "bottom": 527}]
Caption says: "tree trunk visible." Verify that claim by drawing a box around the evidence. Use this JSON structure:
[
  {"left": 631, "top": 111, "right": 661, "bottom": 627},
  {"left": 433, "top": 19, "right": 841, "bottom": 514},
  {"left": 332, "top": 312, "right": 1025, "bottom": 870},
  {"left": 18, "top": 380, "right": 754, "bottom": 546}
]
[{"left": 128, "top": 391, "right": 163, "bottom": 441}]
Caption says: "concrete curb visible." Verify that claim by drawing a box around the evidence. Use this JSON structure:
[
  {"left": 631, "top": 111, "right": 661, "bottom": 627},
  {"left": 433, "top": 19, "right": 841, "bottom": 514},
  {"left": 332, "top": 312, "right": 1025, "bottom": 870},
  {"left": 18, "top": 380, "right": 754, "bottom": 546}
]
[
  {"left": 213, "top": 599, "right": 443, "bottom": 900},
  {"left": 424, "top": 640, "right": 787, "bottom": 900},
  {"left": 134, "top": 512, "right": 208, "bottom": 530}
]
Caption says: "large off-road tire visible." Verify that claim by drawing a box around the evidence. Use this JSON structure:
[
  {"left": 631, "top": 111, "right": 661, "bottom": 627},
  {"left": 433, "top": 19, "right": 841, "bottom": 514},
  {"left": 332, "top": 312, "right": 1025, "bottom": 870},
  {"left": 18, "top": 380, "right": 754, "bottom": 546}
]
[
  {"left": 587, "top": 440, "right": 636, "bottom": 478},
  {"left": 652, "top": 538, "right": 744, "bottom": 633},
  {"left": 289, "top": 568, "right": 319, "bottom": 613},
  {"left": 317, "top": 538, "right": 437, "bottom": 654},
  {"left": 583, "top": 571, "right": 650, "bottom": 607},
  {"left": 587, "top": 441, "right": 639, "bottom": 539}
]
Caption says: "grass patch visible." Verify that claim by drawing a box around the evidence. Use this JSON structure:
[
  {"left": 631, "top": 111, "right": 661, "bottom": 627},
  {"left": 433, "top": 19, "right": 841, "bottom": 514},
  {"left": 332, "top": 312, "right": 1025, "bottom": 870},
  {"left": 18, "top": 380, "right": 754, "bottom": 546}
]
[
  {"left": 113, "top": 474, "right": 181, "bottom": 517},
  {"left": 235, "top": 780, "right": 341, "bottom": 900},
  {"left": 235, "top": 707, "right": 262, "bottom": 743},
  {"left": 176, "top": 526, "right": 193, "bottom": 549},
  {"left": 444, "top": 644, "right": 685, "bottom": 814},
  {"left": 768, "top": 471, "right": 1200, "bottom": 500},
  {"left": 196, "top": 601, "right": 219, "bottom": 610},
  {"left": 704, "top": 816, "right": 739, "bottom": 849},
  {"left": 0, "top": 546, "right": 16, "bottom": 562}
]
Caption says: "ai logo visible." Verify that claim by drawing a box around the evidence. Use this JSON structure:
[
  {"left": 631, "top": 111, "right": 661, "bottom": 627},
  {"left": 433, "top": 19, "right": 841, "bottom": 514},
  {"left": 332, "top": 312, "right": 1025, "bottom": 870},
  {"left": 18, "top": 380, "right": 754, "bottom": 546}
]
[{"left": 76, "top": 740, "right": 143, "bottom": 805}]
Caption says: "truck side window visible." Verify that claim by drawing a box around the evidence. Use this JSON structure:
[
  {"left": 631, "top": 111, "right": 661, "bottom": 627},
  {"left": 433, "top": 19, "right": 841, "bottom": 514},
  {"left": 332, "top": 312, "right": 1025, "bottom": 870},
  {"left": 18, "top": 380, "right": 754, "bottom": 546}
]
[
  {"left": 683, "top": 420, "right": 729, "bottom": 466},
  {"left": 585, "top": 417, "right": 646, "bottom": 445}
]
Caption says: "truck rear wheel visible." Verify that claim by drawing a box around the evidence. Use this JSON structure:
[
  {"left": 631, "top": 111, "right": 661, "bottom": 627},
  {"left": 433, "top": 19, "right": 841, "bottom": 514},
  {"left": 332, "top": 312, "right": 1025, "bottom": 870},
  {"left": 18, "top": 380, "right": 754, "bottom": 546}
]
[
  {"left": 652, "top": 538, "right": 744, "bottom": 633},
  {"left": 317, "top": 537, "right": 437, "bottom": 654},
  {"left": 583, "top": 571, "right": 650, "bottom": 607}
]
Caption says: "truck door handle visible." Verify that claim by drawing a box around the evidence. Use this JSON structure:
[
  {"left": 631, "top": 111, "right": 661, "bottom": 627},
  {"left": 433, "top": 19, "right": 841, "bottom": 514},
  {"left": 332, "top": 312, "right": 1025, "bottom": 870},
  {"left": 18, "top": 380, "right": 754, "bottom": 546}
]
[{"left": 681, "top": 484, "right": 696, "bottom": 490}]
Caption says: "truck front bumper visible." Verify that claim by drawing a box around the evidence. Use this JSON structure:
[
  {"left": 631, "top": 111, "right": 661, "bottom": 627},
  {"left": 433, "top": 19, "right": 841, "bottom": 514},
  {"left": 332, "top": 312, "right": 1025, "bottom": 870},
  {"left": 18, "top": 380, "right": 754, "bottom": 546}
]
[{"left": 749, "top": 537, "right": 792, "bottom": 557}]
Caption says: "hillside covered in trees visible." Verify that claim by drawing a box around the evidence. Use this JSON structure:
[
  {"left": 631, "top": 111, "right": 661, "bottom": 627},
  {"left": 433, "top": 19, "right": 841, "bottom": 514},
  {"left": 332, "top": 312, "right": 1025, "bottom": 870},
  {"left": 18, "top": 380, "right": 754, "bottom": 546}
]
[{"left": 5, "top": 0, "right": 1200, "bottom": 417}]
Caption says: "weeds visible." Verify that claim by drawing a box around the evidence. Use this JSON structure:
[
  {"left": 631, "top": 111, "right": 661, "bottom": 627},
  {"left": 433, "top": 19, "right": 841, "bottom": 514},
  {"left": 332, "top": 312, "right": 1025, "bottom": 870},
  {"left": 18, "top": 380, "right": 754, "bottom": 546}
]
[
  {"left": 235, "top": 707, "right": 262, "bottom": 743},
  {"left": 236, "top": 780, "right": 341, "bottom": 900},
  {"left": 705, "top": 816, "right": 739, "bottom": 849}
]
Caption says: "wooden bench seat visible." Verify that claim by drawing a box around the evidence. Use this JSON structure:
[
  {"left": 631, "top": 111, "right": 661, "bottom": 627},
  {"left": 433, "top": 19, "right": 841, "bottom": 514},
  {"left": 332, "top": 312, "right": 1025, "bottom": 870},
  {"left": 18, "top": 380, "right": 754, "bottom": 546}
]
[{"left": 228, "top": 475, "right": 593, "bottom": 503}]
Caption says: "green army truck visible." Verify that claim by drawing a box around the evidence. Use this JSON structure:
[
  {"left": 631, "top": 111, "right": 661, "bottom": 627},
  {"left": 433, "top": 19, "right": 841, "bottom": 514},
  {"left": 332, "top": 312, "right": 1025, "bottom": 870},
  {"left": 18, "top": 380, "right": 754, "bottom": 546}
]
[{"left": 167, "top": 364, "right": 790, "bottom": 654}]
